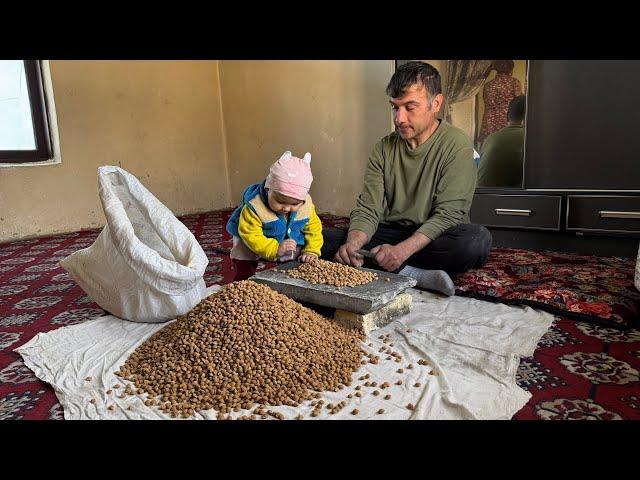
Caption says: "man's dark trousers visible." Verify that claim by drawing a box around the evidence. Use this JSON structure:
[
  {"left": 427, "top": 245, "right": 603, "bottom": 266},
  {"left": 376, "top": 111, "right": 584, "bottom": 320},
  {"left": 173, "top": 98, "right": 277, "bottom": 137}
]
[{"left": 320, "top": 223, "right": 492, "bottom": 277}]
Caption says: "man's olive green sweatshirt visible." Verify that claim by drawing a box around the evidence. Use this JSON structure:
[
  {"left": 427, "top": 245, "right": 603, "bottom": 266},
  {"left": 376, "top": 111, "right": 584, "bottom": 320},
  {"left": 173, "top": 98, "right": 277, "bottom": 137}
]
[{"left": 349, "top": 121, "right": 477, "bottom": 241}]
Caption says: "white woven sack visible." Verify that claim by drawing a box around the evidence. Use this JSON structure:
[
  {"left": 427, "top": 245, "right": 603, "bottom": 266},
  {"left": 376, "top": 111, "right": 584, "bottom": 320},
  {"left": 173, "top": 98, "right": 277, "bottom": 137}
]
[{"left": 60, "top": 166, "right": 208, "bottom": 322}]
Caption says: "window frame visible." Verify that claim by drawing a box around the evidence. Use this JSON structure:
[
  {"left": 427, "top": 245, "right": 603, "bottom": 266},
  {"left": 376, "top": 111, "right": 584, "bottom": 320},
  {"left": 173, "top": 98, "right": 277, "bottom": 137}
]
[{"left": 0, "top": 60, "right": 53, "bottom": 163}]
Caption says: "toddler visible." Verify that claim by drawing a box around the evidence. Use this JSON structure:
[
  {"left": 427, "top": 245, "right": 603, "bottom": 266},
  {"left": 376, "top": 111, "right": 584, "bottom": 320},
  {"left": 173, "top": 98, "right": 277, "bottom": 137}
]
[{"left": 226, "top": 150, "right": 323, "bottom": 281}]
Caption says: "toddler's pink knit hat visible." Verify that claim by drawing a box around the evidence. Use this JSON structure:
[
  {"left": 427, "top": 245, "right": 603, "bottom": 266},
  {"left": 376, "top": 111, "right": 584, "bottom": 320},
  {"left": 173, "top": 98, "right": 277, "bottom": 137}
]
[{"left": 265, "top": 150, "right": 313, "bottom": 201}]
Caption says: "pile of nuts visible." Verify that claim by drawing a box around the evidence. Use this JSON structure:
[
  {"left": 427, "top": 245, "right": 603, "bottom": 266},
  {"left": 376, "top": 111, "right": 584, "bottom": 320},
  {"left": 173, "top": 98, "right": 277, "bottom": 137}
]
[
  {"left": 285, "top": 258, "right": 378, "bottom": 287},
  {"left": 114, "top": 280, "right": 366, "bottom": 418}
]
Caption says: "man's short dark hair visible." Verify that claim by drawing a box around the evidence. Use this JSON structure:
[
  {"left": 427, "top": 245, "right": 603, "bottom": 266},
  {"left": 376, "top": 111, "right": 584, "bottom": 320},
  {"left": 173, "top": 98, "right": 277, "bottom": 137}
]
[
  {"left": 508, "top": 95, "right": 526, "bottom": 123},
  {"left": 386, "top": 61, "right": 441, "bottom": 101}
]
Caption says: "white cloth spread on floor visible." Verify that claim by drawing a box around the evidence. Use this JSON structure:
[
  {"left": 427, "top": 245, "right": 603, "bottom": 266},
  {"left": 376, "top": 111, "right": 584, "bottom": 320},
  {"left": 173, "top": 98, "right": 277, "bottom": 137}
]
[{"left": 16, "top": 286, "right": 552, "bottom": 420}]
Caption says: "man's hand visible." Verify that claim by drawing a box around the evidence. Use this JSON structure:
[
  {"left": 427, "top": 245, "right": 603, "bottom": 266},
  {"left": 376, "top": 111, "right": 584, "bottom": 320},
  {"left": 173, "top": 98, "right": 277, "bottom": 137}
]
[
  {"left": 277, "top": 239, "right": 297, "bottom": 259},
  {"left": 334, "top": 230, "right": 369, "bottom": 267},
  {"left": 371, "top": 232, "right": 431, "bottom": 271},
  {"left": 335, "top": 242, "right": 365, "bottom": 267},
  {"left": 370, "top": 243, "right": 411, "bottom": 272}
]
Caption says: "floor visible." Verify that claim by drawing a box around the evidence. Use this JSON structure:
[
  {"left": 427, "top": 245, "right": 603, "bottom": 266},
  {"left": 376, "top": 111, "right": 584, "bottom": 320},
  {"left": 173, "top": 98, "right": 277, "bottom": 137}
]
[{"left": 1, "top": 209, "right": 639, "bottom": 420}]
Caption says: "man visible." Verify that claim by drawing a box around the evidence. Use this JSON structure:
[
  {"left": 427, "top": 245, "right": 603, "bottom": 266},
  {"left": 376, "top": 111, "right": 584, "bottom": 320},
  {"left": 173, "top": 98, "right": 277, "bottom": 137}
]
[
  {"left": 477, "top": 95, "right": 526, "bottom": 188},
  {"left": 321, "top": 61, "right": 492, "bottom": 296}
]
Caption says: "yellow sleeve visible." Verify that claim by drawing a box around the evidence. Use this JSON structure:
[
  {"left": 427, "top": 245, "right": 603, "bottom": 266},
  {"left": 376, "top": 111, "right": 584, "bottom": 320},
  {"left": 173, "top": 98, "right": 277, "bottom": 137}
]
[
  {"left": 301, "top": 205, "right": 323, "bottom": 257},
  {"left": 238, "top": 206, "right": 280, "bottom": 261}
]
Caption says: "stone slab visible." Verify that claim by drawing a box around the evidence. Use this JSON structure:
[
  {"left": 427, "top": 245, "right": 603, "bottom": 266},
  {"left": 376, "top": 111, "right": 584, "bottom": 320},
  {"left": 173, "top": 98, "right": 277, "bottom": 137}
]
[
  {"left": 251, "top": 261, "right": 417, "bottom": 314},
  {"left": 333, "top": 293, "right": 413, "bottom": 335}
]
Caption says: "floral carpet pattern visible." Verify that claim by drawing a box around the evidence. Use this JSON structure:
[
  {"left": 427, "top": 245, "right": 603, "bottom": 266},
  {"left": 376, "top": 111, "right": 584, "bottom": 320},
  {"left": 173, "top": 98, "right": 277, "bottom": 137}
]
[
  {"left": 1, "top": 210, "right": 638, "bottom": 420},
  {"left": 455, "top": 248, "right": 640, "bottom": 330}
]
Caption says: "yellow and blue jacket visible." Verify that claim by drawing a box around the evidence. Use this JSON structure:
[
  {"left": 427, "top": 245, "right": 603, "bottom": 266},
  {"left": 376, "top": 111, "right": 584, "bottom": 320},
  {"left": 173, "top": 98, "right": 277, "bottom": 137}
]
[{"left": 226, "top": 181, "right": 323, "bottom": 261}]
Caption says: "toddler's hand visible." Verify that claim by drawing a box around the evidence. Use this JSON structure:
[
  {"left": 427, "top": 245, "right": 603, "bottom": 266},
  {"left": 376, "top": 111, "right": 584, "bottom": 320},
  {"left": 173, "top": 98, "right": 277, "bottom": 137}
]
[
  {"left": 277, "top": 239, "right": 297, "bottom": 258},
  {"left": 299, "top": 253, "right": 318, "bottom": 263}
]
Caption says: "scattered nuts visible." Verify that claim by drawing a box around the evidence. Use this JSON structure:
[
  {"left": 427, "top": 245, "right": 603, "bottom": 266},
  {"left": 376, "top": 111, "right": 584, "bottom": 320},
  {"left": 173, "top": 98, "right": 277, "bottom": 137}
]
[{"left": 377, "top": 409, "right": 385, "bottom": 414}]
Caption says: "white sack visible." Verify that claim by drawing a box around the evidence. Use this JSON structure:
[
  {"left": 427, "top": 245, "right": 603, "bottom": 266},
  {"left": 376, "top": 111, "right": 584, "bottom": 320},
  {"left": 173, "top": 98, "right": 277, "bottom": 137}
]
[{"left": 60, "top": 166, "right": 208, "bottom": 323}]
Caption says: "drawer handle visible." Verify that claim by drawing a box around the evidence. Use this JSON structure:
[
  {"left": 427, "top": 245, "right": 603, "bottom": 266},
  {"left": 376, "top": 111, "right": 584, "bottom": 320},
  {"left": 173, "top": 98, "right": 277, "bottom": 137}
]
[
  {"left": 599, "top": 210, "right": 640, "bottom": 219},
  {"left": 494, "top": 209, "right": 532, "bottom": 217}
]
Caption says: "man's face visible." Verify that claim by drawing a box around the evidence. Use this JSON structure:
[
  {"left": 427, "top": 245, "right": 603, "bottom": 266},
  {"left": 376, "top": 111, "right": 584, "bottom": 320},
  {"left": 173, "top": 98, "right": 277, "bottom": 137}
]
[{"left": 390, "top": 83, "right": 442, "bottom": 143}]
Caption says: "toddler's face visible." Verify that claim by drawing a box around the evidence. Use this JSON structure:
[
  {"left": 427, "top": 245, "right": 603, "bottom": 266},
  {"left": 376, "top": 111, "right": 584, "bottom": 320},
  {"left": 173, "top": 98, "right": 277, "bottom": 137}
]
[{"left": 268, "top": 190, "right": 304, "bottom": 215}]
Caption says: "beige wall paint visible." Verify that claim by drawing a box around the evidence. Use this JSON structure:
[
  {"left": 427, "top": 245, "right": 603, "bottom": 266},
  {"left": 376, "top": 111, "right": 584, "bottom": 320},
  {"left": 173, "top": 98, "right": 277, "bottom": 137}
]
[
  {"left": 0, "top": 61, "right": 231, "bottom": 243},
  {"left": 1, "top": 60, "right": 394, "bottom": 242},
  {"left": 218, "top": 60, "right": 394, "bottom": 217},
  {"left": 450, "top": 99, "right": 475, "bottom": 141}
]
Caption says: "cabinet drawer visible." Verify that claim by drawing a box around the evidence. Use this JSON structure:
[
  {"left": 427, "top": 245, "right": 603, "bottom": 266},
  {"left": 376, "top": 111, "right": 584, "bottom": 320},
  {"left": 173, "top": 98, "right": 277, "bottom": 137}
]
[
  {"left": 470, "top": 194, "right": 562, "bottom": 230},
  {"left": 567, "top": 195, "right": 640, "bottom": 233}
]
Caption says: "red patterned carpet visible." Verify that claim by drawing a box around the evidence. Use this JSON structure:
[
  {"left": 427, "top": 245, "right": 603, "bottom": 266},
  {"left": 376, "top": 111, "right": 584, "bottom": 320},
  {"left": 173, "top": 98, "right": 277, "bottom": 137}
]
[
  {"left": 1, "top": 209, "right": 639, "bottom": 420},
  {"left": 455, "top": 248, "right": 640, "bottom": 330}
]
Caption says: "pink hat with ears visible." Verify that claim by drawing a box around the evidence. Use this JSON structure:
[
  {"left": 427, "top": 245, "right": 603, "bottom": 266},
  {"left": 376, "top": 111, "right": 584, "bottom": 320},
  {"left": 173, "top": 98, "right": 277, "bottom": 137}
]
[{"left": 264, "top": 150, "right": 314, "bottom": 201}]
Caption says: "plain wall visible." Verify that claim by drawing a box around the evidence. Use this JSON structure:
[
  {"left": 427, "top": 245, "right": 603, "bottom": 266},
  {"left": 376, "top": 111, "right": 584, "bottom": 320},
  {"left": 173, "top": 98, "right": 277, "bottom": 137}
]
[
  {"left": 1, "top": 60, "right": 395, "bottom": 242},
  {"left": 218, "top": 60, "right": 394, "bottom": 217},
  {"left": 0, "top": 60, "right": 231, "bottom": 243}
]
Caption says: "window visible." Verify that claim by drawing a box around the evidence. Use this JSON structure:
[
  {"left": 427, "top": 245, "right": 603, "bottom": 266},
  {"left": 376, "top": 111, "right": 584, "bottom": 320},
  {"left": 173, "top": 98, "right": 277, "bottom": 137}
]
[{"left": 0, "top": 60, "right": 53, "bottom": 163}]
